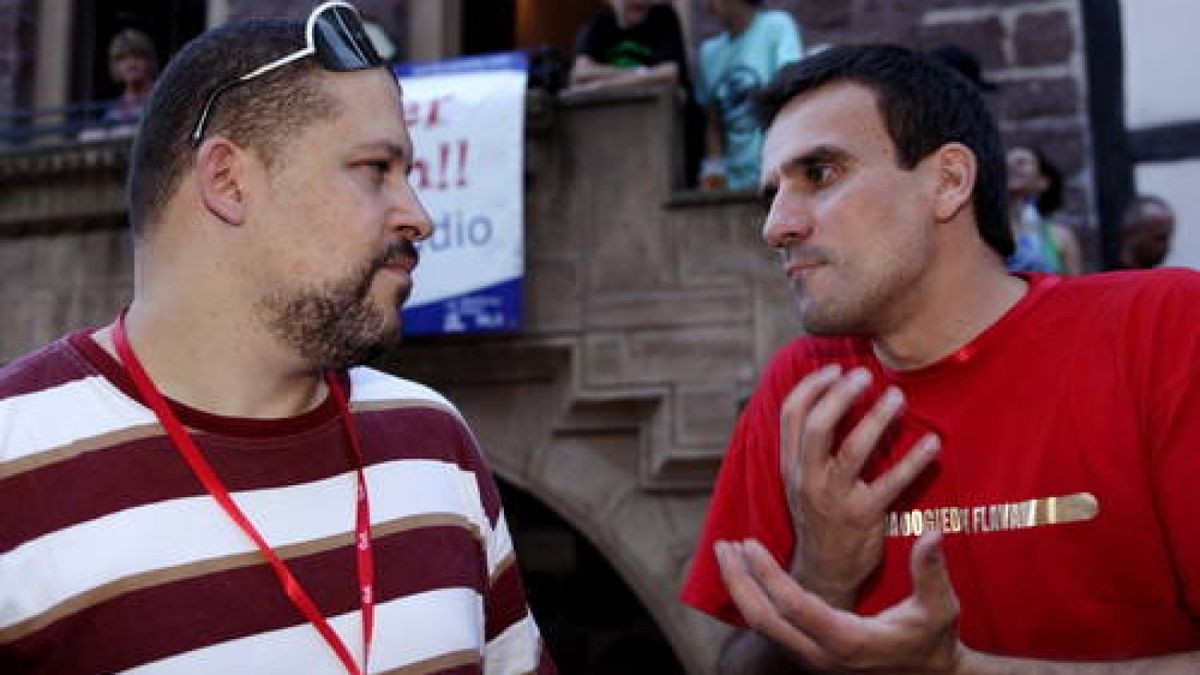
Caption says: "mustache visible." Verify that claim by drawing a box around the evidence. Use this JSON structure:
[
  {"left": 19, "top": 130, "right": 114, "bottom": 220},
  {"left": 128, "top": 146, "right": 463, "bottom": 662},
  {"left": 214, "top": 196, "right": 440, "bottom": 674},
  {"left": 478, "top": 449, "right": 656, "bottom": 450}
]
[
  {"left": 370, "top": 240, "right": 420, "bottom": 272},
  {"left": 777, "top": 244, "right": 830, "bottom": 267}
]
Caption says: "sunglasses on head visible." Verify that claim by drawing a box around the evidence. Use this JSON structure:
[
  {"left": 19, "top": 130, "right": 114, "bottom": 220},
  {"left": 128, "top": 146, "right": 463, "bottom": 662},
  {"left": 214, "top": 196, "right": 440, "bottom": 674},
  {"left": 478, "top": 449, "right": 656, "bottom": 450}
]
[{"left": 190, "top": 1, "right": 384, "bottom": 146}]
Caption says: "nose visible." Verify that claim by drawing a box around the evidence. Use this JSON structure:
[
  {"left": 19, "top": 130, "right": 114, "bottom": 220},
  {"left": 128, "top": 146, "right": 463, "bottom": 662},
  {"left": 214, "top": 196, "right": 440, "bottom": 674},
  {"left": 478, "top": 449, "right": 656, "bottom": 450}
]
[
  {"left": 761, "top": 190, "right": 812, "bottom": 250},
  {"left": 388, "top": 179, "right": 434, "bottom": 243}
]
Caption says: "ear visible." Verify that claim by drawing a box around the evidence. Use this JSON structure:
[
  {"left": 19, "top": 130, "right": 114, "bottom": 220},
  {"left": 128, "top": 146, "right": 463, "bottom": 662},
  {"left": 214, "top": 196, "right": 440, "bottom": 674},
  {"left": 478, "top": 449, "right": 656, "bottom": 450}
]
[
  {"left": 931, "top": 142, "right": 977, "bottom": 224},
  {"left": 195, "top": 136, "right": 248, "bottom": 226}
]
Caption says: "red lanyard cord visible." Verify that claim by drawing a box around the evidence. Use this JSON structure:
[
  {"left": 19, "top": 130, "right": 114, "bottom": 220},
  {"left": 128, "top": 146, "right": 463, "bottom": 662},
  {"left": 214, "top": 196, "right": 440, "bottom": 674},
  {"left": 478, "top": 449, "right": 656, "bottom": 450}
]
[{"left": 112, "top": 312, "right": 374, "bottom": 674}]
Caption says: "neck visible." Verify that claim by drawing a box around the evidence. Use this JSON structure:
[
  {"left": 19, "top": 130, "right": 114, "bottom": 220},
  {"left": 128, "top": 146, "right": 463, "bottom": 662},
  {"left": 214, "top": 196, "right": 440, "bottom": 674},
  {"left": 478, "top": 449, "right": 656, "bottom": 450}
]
[
  {"left": 726, "top": 5, "right": 756, "bottom": 36},
  {"left": 95, "top": 295, "right": 329, "bottom": 420},
  {"left": 125, "top": 79, "right": 152, "bottom": 98},
  {"left": 871, "top": 249, "right": 1026, "bottom": 371}
]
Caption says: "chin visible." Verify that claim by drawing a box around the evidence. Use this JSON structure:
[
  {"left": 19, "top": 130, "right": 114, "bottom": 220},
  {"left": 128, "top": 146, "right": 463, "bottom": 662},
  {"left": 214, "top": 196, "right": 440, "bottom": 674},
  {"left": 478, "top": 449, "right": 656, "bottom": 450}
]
[{"left": 798, "top": 299, "right": 865, "bottom": 337}]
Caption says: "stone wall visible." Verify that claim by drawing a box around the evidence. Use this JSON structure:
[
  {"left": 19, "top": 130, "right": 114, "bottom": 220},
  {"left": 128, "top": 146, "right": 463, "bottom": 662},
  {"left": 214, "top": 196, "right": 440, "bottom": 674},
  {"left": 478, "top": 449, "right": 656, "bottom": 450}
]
[
  {"left": 0, "top": 139, "right": 133, "bottom": 360},
  {"left": 691, "top": 0, "right": 1097, "bottom": 264}
]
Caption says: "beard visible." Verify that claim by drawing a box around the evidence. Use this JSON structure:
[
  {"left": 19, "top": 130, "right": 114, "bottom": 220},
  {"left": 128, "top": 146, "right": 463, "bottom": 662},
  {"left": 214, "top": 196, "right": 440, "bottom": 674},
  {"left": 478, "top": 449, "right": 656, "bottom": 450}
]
[{"left": 257, "top": 241, "right": 418, "bottom": 369}]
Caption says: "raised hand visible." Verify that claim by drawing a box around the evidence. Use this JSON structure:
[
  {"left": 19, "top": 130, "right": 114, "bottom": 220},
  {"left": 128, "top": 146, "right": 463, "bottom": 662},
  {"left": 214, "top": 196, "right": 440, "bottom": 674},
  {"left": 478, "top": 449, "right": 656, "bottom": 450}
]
[
  {"left": 716, "top": 532, "right": 964, "bottom": 674},
  {"left": 779, "top": 365, "right": 940, "bottom": 608}
]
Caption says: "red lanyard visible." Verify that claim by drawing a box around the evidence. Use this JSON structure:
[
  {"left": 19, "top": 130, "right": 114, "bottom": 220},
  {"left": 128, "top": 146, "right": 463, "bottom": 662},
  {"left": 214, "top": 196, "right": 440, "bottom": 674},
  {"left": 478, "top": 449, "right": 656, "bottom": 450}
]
[{"left": 112, "top": 312, "right": 374, "bottom": 674}]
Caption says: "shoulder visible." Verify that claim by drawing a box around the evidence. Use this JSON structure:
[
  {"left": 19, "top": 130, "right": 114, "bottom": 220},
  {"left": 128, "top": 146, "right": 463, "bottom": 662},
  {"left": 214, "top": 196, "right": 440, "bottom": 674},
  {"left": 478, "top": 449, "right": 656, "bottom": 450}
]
[
  {"left": 1038, "top": 269, "right": 1200, "bottom": 335},
  {"left": 699, "top": 33, "right": 727, "bottom": 58},
  {"left": 1049, "top": 222, "right": 1079, "bottom": 244},
  {"left": 758, "top": 10, "right": 800, "bottom": 31},
  {"left": 347, "top": 367, "right": 462, "bottom": 421},
  {"left": 1051, "top": 268, "right": 1200, "bottom": 304},
  {"left": 0, "top": 335, "right": 90, "bottom": 401},
  {"left": 0, "top": 333, "right": 141, "bottom": 465}
]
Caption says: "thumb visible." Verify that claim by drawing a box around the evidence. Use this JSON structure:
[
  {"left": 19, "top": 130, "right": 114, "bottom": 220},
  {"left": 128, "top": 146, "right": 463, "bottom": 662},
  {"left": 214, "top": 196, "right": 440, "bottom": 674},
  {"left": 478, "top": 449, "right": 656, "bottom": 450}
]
[{"left": 909, "top": 530, "right": 958, "bottom": 616}]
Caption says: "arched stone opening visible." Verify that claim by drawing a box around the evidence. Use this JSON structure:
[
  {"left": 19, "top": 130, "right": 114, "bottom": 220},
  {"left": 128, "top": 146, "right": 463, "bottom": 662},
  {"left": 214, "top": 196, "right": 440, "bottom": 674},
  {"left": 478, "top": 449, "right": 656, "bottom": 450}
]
[{"left": 498, "top": 477, "right": 686, "bottom": 674}]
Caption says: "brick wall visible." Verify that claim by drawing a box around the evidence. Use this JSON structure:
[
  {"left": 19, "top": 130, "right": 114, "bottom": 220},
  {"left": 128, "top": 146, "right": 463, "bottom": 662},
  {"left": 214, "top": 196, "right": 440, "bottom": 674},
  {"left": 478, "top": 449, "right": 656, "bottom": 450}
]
[{"left": 691, "top": 0, "right": 1096, "bottom": 262}]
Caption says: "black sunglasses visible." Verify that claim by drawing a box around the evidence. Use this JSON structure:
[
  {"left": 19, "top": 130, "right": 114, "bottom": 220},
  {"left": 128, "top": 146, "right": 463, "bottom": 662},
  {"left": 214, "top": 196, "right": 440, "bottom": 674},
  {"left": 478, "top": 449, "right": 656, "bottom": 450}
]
[{"left": 189, "top": 1, "right": 384, "bottom": 146}]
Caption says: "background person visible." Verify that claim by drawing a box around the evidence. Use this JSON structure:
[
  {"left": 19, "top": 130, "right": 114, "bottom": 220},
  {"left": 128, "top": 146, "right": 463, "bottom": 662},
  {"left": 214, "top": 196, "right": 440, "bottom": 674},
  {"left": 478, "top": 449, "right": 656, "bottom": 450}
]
[
  {"left": 1006, "top": 145, "right": 1084, "bottom": 274},
  {"left": 681, "top": 44, "right": 1200, "bottom": 673},
  {"left": 570, "top": 0, "right": 703, "bottom": 186},
  {"left": 695, "top": 0, "right": 801, "bottom": 191},
  {"left": 0, "top": 5, "right": 554, "bottom": 673},
  {"left": 104, "top": 28, "right": 158, "bottom": 127},
  {"left": 570, "top": 0, "right": 689, "bottom": 91},
  {"left": 80, "top": 28, "right": 158, "bottom": 140},
  {"left": 1119, "top": 194, "right": 1176, "bottom": 269}
]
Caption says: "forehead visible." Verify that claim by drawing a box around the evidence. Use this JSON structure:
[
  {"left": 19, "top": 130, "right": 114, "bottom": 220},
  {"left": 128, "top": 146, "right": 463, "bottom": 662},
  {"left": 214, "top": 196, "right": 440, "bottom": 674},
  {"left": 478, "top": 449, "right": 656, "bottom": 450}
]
[
  {"left": 314, "top": 68, "right": 409, "bottom": 144},
  {"left": 761, "top": 81, "right": 893, "bottom": 177}
]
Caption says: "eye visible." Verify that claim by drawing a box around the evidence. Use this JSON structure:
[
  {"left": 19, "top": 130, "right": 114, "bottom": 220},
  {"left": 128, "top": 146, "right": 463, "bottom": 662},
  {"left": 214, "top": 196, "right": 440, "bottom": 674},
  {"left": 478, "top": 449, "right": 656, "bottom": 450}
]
[
  {"left": 357, "top": 159, "right": 393, "bottom": 186},
  {"left": 805, "top": 163, "right": 836, "bottom": 186}
]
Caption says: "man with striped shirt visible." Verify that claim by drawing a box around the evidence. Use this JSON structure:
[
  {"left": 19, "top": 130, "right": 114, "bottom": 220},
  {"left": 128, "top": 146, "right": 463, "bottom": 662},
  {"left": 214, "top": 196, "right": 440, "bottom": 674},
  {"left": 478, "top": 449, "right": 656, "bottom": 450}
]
[{"left": 0, "top": 5, "right": 554, "bottom": 673}]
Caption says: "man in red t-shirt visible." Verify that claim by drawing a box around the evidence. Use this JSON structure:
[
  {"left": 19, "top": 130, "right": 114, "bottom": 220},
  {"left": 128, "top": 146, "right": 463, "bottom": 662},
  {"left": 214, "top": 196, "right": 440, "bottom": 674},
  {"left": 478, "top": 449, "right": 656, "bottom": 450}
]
[{"left": 681, "top": 44, "right": 1200, "bottom": 672}]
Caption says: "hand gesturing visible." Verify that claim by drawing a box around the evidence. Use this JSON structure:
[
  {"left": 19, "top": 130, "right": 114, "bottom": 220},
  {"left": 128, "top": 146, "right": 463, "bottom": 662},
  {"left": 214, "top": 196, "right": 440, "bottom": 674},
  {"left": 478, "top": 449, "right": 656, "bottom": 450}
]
[
  {"left": 779, "top": 365, "right": 940, "bottom": 607},
  {"left": 716, "top": 532, "right": 965, "bottom": 674}
]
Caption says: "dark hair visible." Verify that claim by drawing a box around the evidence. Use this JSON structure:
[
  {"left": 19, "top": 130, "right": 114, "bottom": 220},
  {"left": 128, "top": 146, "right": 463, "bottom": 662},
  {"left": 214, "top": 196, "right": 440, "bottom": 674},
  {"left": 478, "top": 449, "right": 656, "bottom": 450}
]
[
  {"left": 755, "top": 44, "right": 1013, "bottom": 258},
  {"left": 127, "top": 19, "right": 340, "bottom": 237},
  {"left": 925, "top": 44, "right": 996, "bottom": 92},
  {"left": 1028, "top": 147, "right": 1063, "bottom": 218}
]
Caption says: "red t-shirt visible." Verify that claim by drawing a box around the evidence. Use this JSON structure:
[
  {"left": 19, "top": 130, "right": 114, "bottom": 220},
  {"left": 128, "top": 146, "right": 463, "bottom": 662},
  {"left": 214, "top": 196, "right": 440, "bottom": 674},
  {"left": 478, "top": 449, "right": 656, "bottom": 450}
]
[{"left": 681, "top": 270, "right": 1200, "bottom": 660}]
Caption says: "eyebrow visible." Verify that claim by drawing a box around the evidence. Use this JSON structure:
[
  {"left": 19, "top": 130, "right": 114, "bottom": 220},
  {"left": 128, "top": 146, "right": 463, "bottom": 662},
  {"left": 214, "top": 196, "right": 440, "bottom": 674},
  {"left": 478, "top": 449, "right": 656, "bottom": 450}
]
[
  {"left": 351, "top": 141, "right": 411, "bottom": 163},
  {"left": 781, "top": 145, "right": 849, "bottom": 175},
  {"left": 759, "top": 145, "right": 850, "bottom": 206}
]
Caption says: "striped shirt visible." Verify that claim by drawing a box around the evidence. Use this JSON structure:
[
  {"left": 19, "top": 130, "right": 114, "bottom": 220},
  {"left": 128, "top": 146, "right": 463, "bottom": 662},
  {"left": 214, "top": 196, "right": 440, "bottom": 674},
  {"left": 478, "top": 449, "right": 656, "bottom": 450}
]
[{"left": 0, "top": 330, "right": 555, "bottom": 674}]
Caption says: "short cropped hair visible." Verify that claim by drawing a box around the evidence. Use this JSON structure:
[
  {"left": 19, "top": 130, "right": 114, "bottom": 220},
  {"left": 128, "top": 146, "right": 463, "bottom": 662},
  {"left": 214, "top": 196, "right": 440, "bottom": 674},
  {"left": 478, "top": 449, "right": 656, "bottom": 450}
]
[
  {"left": 755, "top": 44, "right": 1013, "bottom": 258},
  {"left": 1118, "top": 193, "right": 1176, "bottom": 235},
  {"left": 127, "top": 19, "right": 340, "bottom": 237},
  {"left": 1121, "top": 194, "right": 1173, "bottom": 229}
]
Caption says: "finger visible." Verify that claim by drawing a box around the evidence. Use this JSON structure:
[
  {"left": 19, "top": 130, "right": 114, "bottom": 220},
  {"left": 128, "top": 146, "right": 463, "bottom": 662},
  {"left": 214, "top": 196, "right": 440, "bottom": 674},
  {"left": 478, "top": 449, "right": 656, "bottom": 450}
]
[
  {"left": 868, "top": 433, "right": 940, "bottom": 509},
  {"left": 800, "top": 367, "right": 874, "bottom": 476},
  {"left": 730, "top": 540, "right": 831, "bottom": 662},
  {"left": 716, "top": 540, "right": 777, "bottom": 622},
  {"left": 833, "top": 385, "right": 905, "bottom": 483},
  {"left": 741, "top": 540, "right": 868, "bottom": 644},
  {"left": 909, "top": 531, "right": 959, "bottom": 618},
  {"left": 779, "top": 364, "right": 843, "bottom": 489}
]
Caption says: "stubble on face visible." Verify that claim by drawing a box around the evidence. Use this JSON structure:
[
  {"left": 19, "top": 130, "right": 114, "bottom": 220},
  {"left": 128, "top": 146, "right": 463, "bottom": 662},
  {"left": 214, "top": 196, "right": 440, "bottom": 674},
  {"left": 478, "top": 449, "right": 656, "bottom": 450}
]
[
  {"left": 257, "top": 240, "right": 418, "bottom": 369},
  {"left": 791, "top": 238, "right": 925, "bottom": 338}
]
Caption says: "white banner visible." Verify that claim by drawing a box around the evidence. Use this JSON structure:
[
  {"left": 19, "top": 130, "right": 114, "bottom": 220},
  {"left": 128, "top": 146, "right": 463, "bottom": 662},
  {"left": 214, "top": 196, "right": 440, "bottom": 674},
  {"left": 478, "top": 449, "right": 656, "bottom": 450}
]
[{"left": 395, "top": 53, "right": 527, "bottom": 334}]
